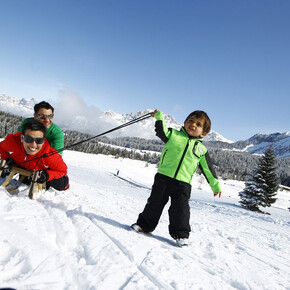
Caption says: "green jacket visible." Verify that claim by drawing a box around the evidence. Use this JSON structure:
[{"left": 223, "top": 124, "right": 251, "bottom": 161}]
[
  {"left": 18, "top": 118, "right": 64, "bottom": 155},
  {"left": 155, "top": 111, "right": 221, "bottom": 193}
]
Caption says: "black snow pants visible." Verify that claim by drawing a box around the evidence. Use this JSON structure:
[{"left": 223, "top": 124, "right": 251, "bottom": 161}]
[
  {"left": 137, "top": 173, "right": 191, "bottom": 239},
  {"left": 46, "top": 175, "right": 69, "bottom": 191},
  {"left": 20, "top": 174, "right": 69, "bottom": 191}
]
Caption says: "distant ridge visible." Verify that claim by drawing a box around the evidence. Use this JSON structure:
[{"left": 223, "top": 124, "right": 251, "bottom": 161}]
[
  {"left": 104, "top": 109, "right": 233, "bottom": 143},
  {"left": 0, "top": 94, "right": 36, "bottom": 117},
  {"left": 1, "top": 94, "right": 289, "bottom": 157}
]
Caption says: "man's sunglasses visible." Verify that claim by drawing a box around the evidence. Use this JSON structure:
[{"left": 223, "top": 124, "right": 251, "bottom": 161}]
[
  {"left": 23, "top": 135, "right": 45, "bottom": 144},
  {"left": 36, "top": 113, "right": 54, "bottom": 119}
]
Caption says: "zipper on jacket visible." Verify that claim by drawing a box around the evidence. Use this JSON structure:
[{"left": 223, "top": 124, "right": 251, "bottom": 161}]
[
  {"left": 174, "top": 140, "right": 189, "bottom": 179},
  {"left": 192, "top": 141, "right": 200, "bottom": 158}
]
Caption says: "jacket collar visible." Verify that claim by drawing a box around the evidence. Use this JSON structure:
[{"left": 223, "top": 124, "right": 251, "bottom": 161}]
[{"left": 181, "top": 127, "right": 203, "bottom": 141}]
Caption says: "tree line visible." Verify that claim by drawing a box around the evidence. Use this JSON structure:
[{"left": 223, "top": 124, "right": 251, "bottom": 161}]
[{"left": 1, "top": 111, "right": 289, "bottom": 186}]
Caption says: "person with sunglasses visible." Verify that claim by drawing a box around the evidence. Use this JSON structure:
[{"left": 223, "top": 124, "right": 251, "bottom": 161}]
[
  {"left": 1, "top": 119, "right": 69, "bottom": 191},
  {"left": 18, "top": 101, "right": 64, "bottom": 154}
]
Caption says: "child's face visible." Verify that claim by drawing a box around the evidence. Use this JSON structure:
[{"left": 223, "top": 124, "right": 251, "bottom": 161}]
[{"left": 184, "top": 116, "right": 205, "bottom": 138}]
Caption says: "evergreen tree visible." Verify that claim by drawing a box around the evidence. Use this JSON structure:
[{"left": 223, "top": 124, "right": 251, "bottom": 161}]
[
  {"left": 239, "top": 168, "right": 265, "bottom": 212},
  {"left": 239, "top": 146, "right": 279, "bottom": 212},
  {"left": 260, "top": 146, "right": 279, "bottom": 207}
]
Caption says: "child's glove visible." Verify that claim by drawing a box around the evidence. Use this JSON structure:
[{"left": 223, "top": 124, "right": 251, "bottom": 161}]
[
  {"left": 150, "top": 109, "right": 159, "bottom": 117},
  {"left": 214, "top": 192, "right": 221, "bottom": 198},
  {"left": 0, "top": 158, "right": 15, "bottom": 178},
  {"left": 36, "top": 170, "right": 49, "bottom": 183}
]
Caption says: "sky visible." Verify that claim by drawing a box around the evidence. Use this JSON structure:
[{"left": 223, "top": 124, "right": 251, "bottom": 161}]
[{"left": 1, "top": 0, "right": 289, "bottom": 141}]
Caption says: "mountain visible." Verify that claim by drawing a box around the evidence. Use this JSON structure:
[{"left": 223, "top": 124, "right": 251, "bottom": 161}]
[
  {"left": 0, "top": 94, "right": 230, "bottom": 141},
  {"left": 104, "top": 109, "right": 233, "bottom": 143},
  {"left": 235, "top": 132, "right": 290, "bottom": 158},
  {"left": 1, "top": 94, "right": 289, "bottom": 157},
  {"left": 203, "top": 130, "right": 233, "bottom": 143},
  {"left": 206, "top": 132, "right": 290, "bottom": 158},
  {"left": 0, "top": 94, "right": 36, "bottom": 117},
  {"left": 104, "top": 108, "right": 182, "bottom": 131}
]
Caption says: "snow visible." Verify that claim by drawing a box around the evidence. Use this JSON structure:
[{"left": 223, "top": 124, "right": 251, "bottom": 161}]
[
  {"left": 204, "top": 130, "right": 234, "bottom": 143},
  {"left": 0, "top": 150, "right": 290, "bottom": 290},
  {"left": 0, "top": 94, "right": 35, "bottom": 118}
]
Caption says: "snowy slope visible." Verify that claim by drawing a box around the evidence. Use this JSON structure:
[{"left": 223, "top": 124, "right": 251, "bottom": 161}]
[{"left": 0, "top": 150, "right": 290, "bottom": 290}]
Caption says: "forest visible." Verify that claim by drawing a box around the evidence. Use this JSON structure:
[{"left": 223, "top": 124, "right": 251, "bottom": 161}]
[{"left": 1, "top": 111, "right": 289, "bottom": 186}]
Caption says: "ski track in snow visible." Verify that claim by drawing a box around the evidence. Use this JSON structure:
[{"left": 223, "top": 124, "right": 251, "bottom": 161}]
[{"left": 0, "top": 150, "right": 290, "bottom": 290}]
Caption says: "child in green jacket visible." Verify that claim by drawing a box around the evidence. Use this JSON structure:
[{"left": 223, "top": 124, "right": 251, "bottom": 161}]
[{"left": 131, "top": 109, "right": 222, "bottom": 247}]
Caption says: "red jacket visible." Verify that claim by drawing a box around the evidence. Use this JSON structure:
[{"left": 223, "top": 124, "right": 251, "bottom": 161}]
[{"left": 0, "top": 132, "right": 67, "bottom": 181}]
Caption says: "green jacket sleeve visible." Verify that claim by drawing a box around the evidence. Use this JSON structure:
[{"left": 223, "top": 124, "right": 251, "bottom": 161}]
[
  {"left": 154, "top": 111, "right": 172, "bottom": 142},
  {"left": 199, "top": 152, "right": 222, "bottom": 193}
]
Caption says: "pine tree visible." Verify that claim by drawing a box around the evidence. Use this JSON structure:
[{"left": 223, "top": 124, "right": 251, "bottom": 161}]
[
  {"left": 239, "top": 146, "right": 279, "bottom": 212},
  {"left": 259, "top": 146, "right": 279, "bottom": 207},
  {"left": 239, "top": 168, "right": 265, "bottom": 212}
]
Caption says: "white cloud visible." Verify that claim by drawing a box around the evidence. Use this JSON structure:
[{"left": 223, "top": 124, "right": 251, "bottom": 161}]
[{"left": 52, "top": 87, "right": 118, "bottom": 135}]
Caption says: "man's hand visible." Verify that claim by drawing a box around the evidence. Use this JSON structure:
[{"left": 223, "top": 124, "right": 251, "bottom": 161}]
[
  {"left": 0, "top": 158, "right": 15, "bottom": 178},
  {"left": 36, "top": 170, "right": 49, "bottom": 183},
  {"left": 214, "top": 192, "right": 222, "bottom": 198}
]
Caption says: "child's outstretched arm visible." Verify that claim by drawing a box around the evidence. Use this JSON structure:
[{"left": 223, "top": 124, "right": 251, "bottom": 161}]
[
  {"left": 151, "top": 109, "right": 172, "bottom": 143},
  {"left": 199, "top": 152, "right": 222, "bottom": 195}
]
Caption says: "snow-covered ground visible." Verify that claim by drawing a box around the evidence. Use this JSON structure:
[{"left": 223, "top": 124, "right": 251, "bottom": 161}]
[{"left": 0, "top": 150, "right": 289, "bottom": 290}]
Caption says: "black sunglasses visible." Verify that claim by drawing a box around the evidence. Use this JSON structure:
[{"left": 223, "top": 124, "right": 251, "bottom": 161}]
[
  {"left": 23, "top": 135, "right": 45, "bottom": 144},
  {"left": 36, "top": 113, "right": 54, "bottom": 119}
]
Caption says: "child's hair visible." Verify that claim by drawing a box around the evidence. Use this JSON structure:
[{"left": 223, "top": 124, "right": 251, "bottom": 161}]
[
  {"left": 185, "top": 110, "right": 211, "bottom": 134},
  {"left": 34, "top": 101, "right": 54, "bottom": 114},
  {"left": 22, "top": 119, "right": 47, "bottom": 136}
]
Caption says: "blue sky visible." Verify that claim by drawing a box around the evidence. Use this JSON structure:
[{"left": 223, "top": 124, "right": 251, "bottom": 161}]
[{"left": 1, "top": 0, "right": 289, "bottom": 141}]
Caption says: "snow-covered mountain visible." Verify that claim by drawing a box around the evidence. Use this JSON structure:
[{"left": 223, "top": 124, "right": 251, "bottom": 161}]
[
  {"left": 234, "top": 132, "right": 290, "bottom": 158},
  {"left": 212, "top": 132, "right": 290, "bottom": 158},
  {"left": 0, "top": 94, "right": 36, "bottom": 117},
  {"left": 204, "top": 130, "right": 233, "bottom": 143},
  {"left": 1, "top": 94, "right": 289, "bottom": 157},
  {"left": 0, "top": 94, "right": 230, "bottom": 141},
  {"left": 104, "top": 109, "right": 233, "bottom": 143}
]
